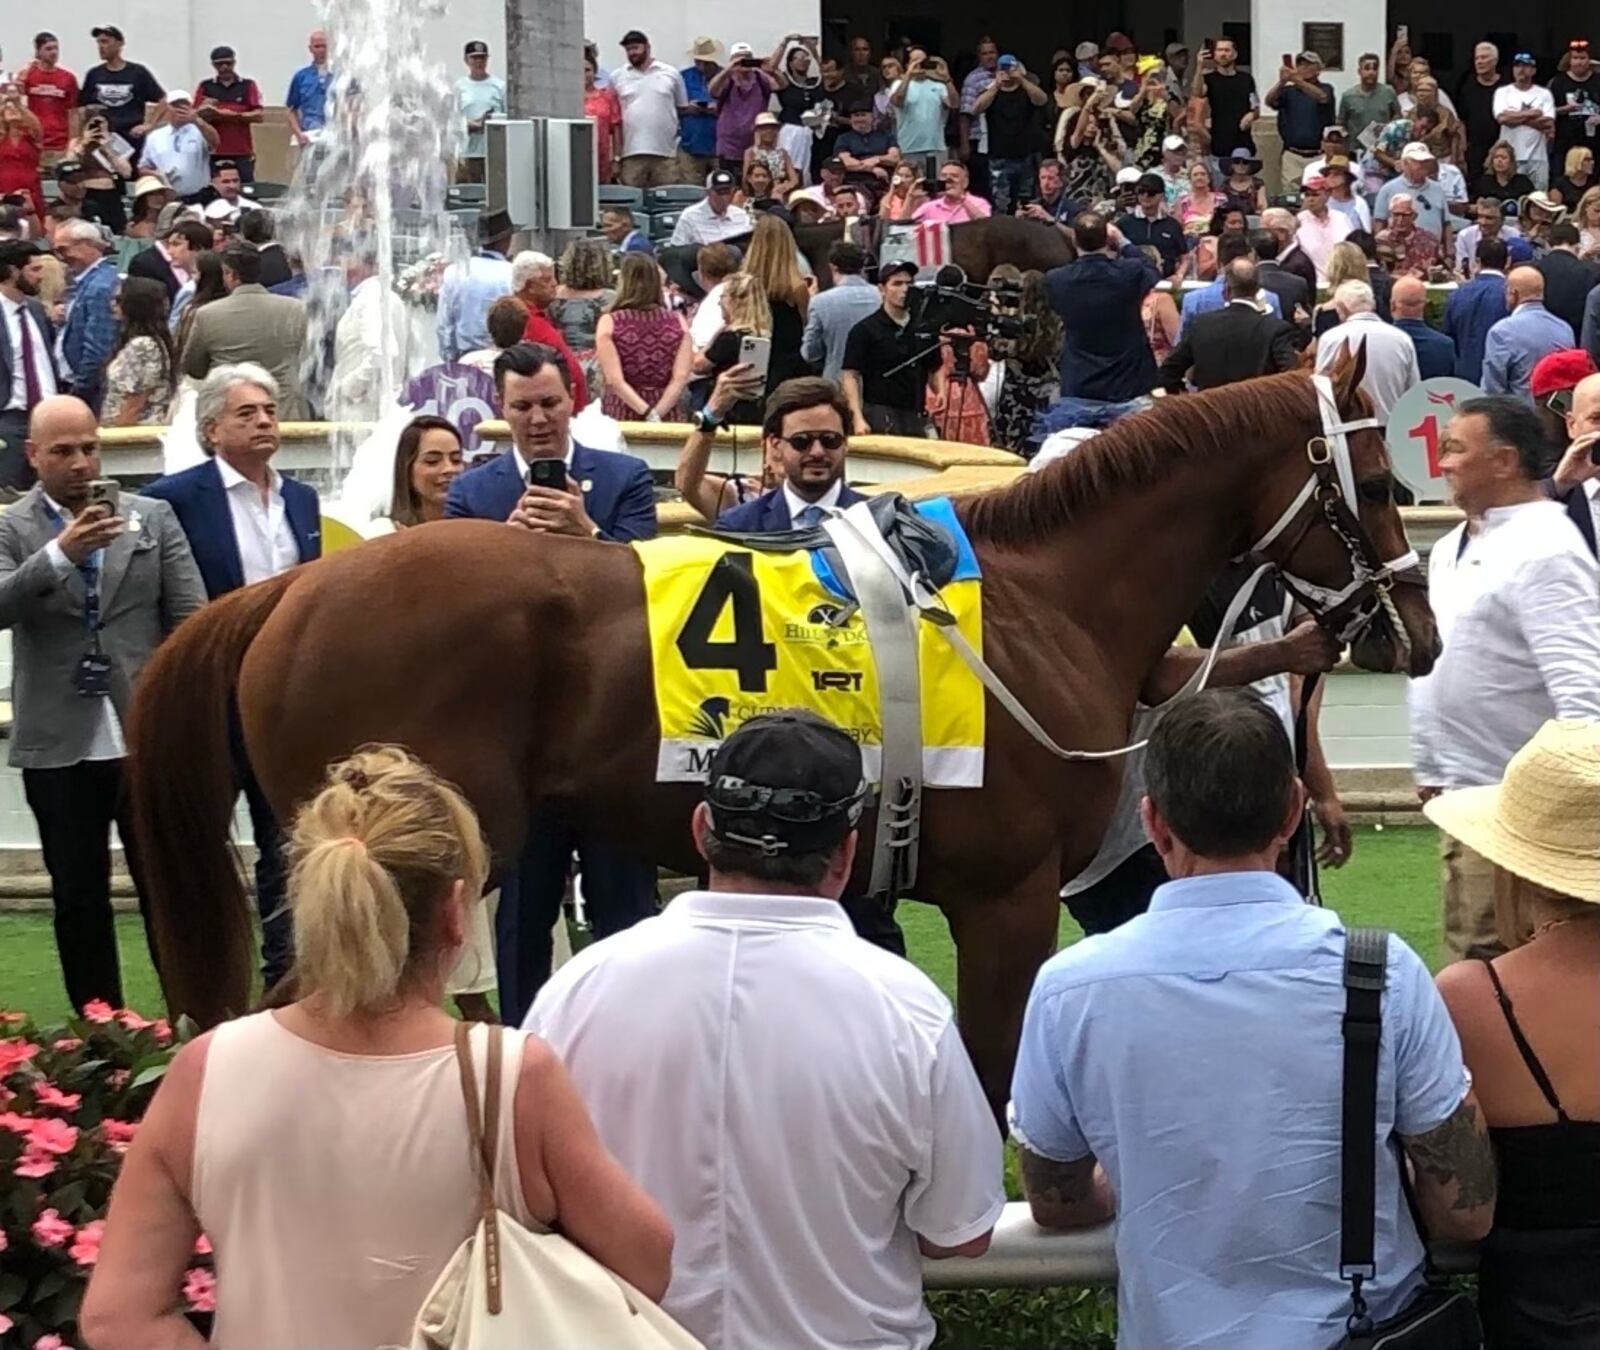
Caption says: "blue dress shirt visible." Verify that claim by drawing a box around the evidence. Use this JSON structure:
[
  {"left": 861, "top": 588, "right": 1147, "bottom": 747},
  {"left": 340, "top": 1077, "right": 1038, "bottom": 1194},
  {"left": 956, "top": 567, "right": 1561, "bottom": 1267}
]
[
  {"left": 435, "top": 250, "right": 515, "bottom": 362},
  {"left": 1481, "top": 301, "right": 1576, "bottom": 399},
  {"left": 285, "top": 63, "right": 333, "bottom": 132},
  {"left": 1179, "top": 277, "right": 1283, "bottom": 338},
  {"left": 1011, "top": 871, "right": 1470, "bottom": 1350}
]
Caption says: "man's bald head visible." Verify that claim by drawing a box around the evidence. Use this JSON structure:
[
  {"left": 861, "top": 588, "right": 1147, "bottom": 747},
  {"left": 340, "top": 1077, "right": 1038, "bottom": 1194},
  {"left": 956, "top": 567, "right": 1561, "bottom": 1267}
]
[
  {"left": 26, "top": 396, "right": 101, "bottom": 509},
  {"left": 1390, "top": 275, "right": 1427, "bottom": 318},
  {"left": 1507, "top": 266, "right": 1545, "bottom": 307},
  {"left": 1568, "top": 371, "right": 1600, "bottom": 442}
]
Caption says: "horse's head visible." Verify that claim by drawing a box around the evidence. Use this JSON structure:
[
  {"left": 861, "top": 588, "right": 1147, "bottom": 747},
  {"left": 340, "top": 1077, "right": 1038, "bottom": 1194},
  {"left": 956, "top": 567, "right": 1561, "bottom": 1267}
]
[{"left": 1247, "top": 344, "right": 1441, "bottom": 678}]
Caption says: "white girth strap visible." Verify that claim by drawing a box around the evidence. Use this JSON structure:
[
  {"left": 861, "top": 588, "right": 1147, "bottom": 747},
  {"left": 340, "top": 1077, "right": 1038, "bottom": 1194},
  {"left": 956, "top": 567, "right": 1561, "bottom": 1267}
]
[{"left": 820, "top": 505, "right": 924, "bottom": 898}]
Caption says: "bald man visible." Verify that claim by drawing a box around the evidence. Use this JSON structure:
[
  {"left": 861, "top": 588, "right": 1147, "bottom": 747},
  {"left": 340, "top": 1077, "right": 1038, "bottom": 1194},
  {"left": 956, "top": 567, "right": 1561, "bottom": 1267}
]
[
  {"left": 1482, "top": 267, "right": 1576, "bottom": 399},
  {"left": 1548, "top": 370, "right": 1600, "bottom": 555},
  {"left": 1390, "top": 275, "right": 1456, "bottom": 380},
  {"left": 0, "top": 396, "right": 205, "bottom": 1013}
]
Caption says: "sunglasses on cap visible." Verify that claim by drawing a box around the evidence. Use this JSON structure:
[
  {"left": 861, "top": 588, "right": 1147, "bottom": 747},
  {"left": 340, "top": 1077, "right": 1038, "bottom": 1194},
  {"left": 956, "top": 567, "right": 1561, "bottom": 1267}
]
[
  {"left": 708, "top": 777, "right": 867, "bottom": 825},
  {"left": 778, "top": 430, "right": 846, "bottom": 451}
]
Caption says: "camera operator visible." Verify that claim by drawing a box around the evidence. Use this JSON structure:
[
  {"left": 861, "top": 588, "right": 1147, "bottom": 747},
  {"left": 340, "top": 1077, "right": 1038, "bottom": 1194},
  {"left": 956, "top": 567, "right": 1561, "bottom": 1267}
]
[{"left": 841, "top": 260, "right": 938, "bottom": 436}]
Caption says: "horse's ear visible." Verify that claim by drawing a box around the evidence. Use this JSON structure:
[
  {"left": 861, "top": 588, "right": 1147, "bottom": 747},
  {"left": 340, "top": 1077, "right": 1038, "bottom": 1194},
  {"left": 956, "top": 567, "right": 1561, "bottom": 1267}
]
[{"left": 1328, "top": 338, "right": 1368, "bottom": 411}]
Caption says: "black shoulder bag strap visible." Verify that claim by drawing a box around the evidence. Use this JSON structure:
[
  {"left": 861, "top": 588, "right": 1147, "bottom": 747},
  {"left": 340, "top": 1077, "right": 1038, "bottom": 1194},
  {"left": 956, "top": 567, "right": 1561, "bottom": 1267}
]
[{"left": 1341, "top": 925, "right": 1389, "bottom": 1346}]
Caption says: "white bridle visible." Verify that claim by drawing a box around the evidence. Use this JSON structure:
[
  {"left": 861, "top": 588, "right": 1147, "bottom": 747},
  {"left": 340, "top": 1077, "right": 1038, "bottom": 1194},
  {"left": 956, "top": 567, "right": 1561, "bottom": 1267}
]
[{"left": 1247, "top": 374, "right": 1421, "bottom": 648}]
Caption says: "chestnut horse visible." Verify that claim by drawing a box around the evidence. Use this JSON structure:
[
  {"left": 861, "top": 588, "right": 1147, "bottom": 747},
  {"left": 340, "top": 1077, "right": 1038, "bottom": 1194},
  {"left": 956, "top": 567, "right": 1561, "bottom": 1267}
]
[{"left": 126, "top": 353, "right": 1438, "bottom": 1114}]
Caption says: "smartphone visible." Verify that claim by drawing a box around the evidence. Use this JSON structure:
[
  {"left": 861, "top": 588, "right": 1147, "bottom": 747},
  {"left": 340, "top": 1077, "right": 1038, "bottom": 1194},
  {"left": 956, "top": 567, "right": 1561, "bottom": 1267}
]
[
  {"left": 526, "top": 458, "right": 567, "bottom": 491},
  {"left": 1282, "top": 53, "right": 1294, "bottom": 69},
  {"left": 1396, "top": 24, "right": 1409, "bottom": 43},
  {"left": 738, "top": 334, "right": 772, "bottom": 382},
  {"left": 86, "top": 478, "right": 120, "bottom": 515}
]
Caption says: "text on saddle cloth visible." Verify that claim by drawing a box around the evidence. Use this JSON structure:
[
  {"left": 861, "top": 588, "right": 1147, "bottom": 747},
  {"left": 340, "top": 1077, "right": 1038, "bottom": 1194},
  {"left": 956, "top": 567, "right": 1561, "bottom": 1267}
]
[{"left": 634, "top": 497, "right": 984, "bottom": 787}]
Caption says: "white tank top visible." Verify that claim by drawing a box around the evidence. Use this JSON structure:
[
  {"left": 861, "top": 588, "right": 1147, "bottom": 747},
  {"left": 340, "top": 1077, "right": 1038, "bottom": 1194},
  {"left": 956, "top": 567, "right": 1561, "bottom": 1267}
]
[{"left": 192, "top": 1013, "right": 532, "bottom": 1349}]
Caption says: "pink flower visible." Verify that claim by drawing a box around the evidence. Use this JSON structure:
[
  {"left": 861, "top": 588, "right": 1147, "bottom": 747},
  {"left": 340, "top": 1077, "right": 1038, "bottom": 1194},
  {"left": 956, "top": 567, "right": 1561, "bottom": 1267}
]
[
  {"left": 115, "top": 1009, "right": 153, "bottom": 1031},
  {"left": 14, "top": 1147, "right": 57, "bottom": 1178},
  {"left": 0, "top": 1040, "right": 41, "bottom": 1077},
  {"left": 105, "top": 1070, "right": 130, "bottom": 1089},
  {"left": 0, "top": 1010, "right": 25, "bottom": 1023},
  {"left": 27, "top": 1117, "right": 79, "bottom": 1154},
  {"left": 69, "top": 1219, "right": 104, "bottom": 1266},
  {"left": 35, "top": 1335, "right": 65, "bottom": 1350},
  {"left": 193, "top": 1233, "right": 213, "bottom": 1255},
  {"left": 152, "top": 1019, "right": 173, "bottom": 1043},
  {"left": 182, "top": 1266, "right": 217, "bottom": 1313},
  {"left": 51, "top": 1037, "right": 84, "bottom": 1053},
  {"left": 0, "top": 1313, "right": 10, "bottom": 1334},
  {"left": 31, "top": 1207, "right": 74, "bottom": 1247},
  {"left": 100, "top": 1118, "right": 139, "bottom": 1147},
  {"left": 0, "top": 1110, "right": 33, "bottom": 1133},
  {"left": 0, "top": 1225, "right": 8, "bottom": 1250},
  {"left": 33, "top": 1083, "right": 82, "bottom": 1112},
  {"left": 81, "top": 1000, "right": 115, "bottom": 1024}
]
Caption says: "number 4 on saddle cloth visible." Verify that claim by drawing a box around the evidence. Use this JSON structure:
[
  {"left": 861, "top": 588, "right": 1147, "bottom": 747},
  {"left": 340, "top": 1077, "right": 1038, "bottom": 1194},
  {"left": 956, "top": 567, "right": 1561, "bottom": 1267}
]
[{"left": 634, "top": 495, "right": 985, "bottom": 787}]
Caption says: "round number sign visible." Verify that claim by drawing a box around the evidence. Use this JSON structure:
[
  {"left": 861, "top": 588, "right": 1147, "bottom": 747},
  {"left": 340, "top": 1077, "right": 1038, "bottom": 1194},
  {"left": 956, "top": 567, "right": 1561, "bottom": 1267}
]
[{"left": 1385, "top": 377, "right": 1482, "bottom": 503}]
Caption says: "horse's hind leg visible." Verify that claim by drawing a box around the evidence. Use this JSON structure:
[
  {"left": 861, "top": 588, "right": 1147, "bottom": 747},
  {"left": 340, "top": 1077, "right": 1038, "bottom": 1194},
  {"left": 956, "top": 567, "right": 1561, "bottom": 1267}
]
[{"left": 943, "top": 857, "right": 1063, "bottom": 1127}]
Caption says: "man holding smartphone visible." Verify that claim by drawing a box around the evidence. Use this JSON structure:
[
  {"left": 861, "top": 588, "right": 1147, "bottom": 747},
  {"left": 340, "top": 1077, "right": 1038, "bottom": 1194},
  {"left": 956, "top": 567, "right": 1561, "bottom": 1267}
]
[
  {"left": 0, "top": 394, "right": 204, "bottom": 1013},
  {"left": 444, "top": 340, "right": 659, "bottom": 1020}
]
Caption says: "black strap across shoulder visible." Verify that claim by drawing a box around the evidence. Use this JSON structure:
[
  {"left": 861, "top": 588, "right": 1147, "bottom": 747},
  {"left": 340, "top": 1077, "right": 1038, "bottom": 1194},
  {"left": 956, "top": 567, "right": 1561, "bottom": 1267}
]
[
  {"left": 1477, "top": 958, "right": 1570, "bottom": 1123},
  {"left": 1341, "top": 926, "right": 1389, "bottom": 1330}
]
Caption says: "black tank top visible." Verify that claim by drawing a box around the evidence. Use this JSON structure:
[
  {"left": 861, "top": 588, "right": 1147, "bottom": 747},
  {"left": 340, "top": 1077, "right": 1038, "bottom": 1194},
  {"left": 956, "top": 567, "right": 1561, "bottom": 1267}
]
[{"left": 1478, "top": 959, "right": 1600, "bottom": 1232}]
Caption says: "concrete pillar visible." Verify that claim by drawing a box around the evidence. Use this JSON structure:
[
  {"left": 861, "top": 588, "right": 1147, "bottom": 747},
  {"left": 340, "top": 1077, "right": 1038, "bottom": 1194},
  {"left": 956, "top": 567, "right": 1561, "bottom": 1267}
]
[{"left": 1252, "top": 0, "right": 1386, "bottom": 193}]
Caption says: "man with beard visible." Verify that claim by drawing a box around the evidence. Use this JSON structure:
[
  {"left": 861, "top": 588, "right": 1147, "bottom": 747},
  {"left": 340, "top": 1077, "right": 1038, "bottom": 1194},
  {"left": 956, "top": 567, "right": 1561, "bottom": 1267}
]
[
  {"left": 0, "top": 240, "right": 60, "bottom": 489},
  {"left": 612, "top": 30, "right": 691, "bottom": 188}
]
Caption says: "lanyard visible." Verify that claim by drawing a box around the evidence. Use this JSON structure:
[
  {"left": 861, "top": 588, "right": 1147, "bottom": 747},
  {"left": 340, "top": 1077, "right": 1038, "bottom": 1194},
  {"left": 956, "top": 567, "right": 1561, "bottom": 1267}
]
[{"left": 41, "top": 501, "right": 104, "bottom": 650}]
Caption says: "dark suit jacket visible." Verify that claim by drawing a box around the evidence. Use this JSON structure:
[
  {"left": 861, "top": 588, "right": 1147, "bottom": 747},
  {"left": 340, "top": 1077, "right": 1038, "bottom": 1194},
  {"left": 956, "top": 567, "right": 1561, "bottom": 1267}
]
[
  {"left": 1394, "top": 317, "right": 1457, "bottom": 380},
  {"left": 1538, "top": 249, "right": 1600, "bottom": 341},
  {"left": 1278, "top": 244, "right": 1319, "bottom": 298},
  {"left": 1045, "top": 245, "right": 1160, "bottom": 402},
  {"left": 126, "top": 245, "right": 182, "bottom": 302},
  {"left": 257, "top": 243, "right": 294, "bottom": 289},
  {"left": 714, "top": 484, "right": 869, "bottom": 532},
  {"left": 1159, "top": 302, "right": 1299, "bottom": 392},
  {"left": 0, "top": 297, "right": 59, "bottom": 400},
  {"left": 443, "top": 443, "right": 658, "bottom": 543},
  {"left": 1255, "top": 260, "right": 1311, "bottom": 323},
  {"left": 143, "top": 458, "right": 322, "bottom": 598},
  {"left": 1365, "top": 264, "right": 1394, "bottom": 322},
  {"left": 1444, "top": 272, "right": 1510, "bottom": 383},
  {"left": 1547, "top": 479, "right": 1598, "bottom": 558}
]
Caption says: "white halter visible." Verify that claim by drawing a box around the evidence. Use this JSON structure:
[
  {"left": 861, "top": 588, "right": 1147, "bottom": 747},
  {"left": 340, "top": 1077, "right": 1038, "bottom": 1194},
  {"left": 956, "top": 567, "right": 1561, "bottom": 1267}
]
[{"left": 1248, "top": 374, "right": 1421, "bottom": 646}]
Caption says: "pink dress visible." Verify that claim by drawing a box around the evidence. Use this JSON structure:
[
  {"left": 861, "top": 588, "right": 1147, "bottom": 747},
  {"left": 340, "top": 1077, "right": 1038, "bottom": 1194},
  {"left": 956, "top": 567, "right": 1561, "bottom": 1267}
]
[{"left": 603, "top": 307, "right": 687, "bottom": 422}]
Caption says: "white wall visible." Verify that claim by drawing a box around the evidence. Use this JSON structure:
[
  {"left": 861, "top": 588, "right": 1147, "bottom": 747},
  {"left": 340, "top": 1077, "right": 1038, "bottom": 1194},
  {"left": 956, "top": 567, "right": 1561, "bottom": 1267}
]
[
  {"left": 1250, "top": 0, "right": 1385, "bottom": 99},
  {"left": 2, "top": 0, "right": 505, "bottom": 104}
]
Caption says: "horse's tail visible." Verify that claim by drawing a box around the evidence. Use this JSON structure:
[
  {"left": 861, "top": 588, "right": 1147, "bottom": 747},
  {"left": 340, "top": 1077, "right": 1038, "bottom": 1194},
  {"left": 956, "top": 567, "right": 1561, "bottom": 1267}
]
[{"left": 127, "top": 573, "right": 297, "bottom": 1027}]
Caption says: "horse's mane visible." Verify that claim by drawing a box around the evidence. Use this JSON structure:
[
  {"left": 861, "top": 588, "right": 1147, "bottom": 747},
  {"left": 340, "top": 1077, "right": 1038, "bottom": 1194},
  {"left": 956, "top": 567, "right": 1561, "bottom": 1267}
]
[{"left": 960, "top": 372, "right": 1318, "bottom": 548}]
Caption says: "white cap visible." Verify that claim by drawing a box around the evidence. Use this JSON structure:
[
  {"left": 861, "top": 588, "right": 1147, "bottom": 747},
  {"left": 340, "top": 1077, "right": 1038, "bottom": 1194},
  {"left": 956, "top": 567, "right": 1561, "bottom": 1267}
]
[
  {"left": 1162, "top": 134, "right": 1186, "bottom": 152},
  {"left": 1115, "top": 166, "right": 1143, "bottom": 185},
  {"left": 728, "top": 41, "right": 754, "bottom": 60},
  {"left": 1400, "top": 140, "right": 1435, "bottom": 162},
  {"left": 202, "top": 198, "right": 241, "bottom": 221}
]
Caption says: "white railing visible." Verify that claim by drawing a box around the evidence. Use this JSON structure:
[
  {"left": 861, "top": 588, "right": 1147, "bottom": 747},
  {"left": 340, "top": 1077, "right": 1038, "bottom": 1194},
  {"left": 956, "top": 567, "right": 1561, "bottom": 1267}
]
[{"left": 920, "top": 1203, "right": 1478, "bottom": 1290}]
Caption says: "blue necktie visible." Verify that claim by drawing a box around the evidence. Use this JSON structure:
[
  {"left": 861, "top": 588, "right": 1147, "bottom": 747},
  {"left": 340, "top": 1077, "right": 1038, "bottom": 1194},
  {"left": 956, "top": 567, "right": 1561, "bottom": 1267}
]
[{"left": 796, "top": 504, "right": 825, "bottom": 528}]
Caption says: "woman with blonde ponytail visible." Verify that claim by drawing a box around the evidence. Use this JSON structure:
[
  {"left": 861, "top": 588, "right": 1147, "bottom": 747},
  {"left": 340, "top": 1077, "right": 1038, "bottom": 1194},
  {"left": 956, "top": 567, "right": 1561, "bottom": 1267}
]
[{"left": 83, "top": 746, "right": 673, "bottom": 1350}]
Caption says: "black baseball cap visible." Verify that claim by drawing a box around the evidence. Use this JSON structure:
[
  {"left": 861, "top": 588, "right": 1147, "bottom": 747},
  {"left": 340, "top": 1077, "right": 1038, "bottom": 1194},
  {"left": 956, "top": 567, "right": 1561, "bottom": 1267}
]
[
  {"left": 620, "top": 30, "right": 649, "bottom": 46},
  {"left": 464, "top": 40, "right": 489, "bottom": 57},
  {"left": 1136, "top": 172, "right": 1165, "bottom": 195},
  {"left": 707, "top": 169, "right": 737, "bottom": 190},
  {"left": 210, "top": 45, "right": 236, "bottom": 61},
  {"left": 91, "top": 25, "right": 125, "bottom": 41},
  {"left": 820, "top": 156, "right": 846, "bottom": 174},
  {"left": 879, "top": 259, "right": 918, "bottom": 280},
  {"left": 55, "top": 159, "right": 86, "bottom": 179},
  {"left": 704, "top": 712, "right": 867, "bottom": 857}
]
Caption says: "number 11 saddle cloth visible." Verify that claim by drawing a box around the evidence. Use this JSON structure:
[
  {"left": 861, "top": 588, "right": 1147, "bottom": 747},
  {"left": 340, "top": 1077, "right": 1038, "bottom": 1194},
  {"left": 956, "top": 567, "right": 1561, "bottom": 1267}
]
[{"left": 633, "top": 496, "right": 985, "bottom": 787}]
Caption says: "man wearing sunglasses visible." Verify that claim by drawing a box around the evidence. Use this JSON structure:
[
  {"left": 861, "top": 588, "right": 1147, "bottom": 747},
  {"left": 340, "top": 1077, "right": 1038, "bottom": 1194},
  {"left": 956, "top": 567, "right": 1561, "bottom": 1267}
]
[
  {"left": 526, "top": 710, "right": 1004, "bottom": 1350},
  {"left": 710, "top": 375, "right": 868, "bottom": 532}
]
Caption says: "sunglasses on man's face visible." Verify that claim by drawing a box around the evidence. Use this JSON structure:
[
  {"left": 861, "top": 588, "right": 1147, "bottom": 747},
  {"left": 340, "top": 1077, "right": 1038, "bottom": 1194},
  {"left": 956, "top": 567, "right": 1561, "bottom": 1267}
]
[{"left": 779, "top": 431, "right": 847, "bottom": 451}]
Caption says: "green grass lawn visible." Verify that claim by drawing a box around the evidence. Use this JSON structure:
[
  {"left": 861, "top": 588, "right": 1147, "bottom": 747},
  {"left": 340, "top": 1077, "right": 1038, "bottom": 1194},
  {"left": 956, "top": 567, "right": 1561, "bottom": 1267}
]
[{"left": 1, "top": 824, "right": 1442, "bottom": 1024}]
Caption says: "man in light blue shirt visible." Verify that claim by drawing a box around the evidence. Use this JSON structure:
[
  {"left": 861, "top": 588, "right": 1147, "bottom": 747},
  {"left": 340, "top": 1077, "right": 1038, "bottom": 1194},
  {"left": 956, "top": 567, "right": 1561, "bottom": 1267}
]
[
  {"left": 435, "top": 211, "right": 515, "bottom": 362},
  {"left": 1010, "top": 688, "right": 1495, "bottom": 1350},
  {"left": 800, "top": 240, "right": 883, "bottom": 381},
  {"left": 1482, "top": 266, "right": 1576, "bottom": 399},
  {"left": 1178, "top": 233, "right": 1281, "bottom": 337},
  {"left": 284, "top": 29, "right": 332, "bottom": 145},
  {"left": 455, "top": 41, "right": 507, "bottom": 171}
]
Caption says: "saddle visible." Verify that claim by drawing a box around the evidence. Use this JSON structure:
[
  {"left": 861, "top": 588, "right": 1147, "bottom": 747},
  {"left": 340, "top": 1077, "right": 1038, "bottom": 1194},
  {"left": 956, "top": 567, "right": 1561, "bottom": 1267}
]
[{"left": 700, "top": 492, "right": 962, "bottom": 596}]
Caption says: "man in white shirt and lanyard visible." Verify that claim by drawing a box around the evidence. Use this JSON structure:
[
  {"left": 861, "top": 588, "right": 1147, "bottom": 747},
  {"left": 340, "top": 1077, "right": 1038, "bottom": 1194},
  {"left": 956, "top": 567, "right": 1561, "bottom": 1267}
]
[
  {"left": 0, "top": 395, "right": 205, "bottom": 1012},
  {"left": 1314, "top": 280, "right": 1420, "bottom": 429},
  {"left": 144, "top": 364, "right": 321, "bottom": 992},
  {"left": 137, "top": 93, "right": 220, "bottom": 201},
  {"left": 0, "top": 239, "right": 60, "bottom": 489},
  {"left": 1411, "top": 395, "right": 1600, "bottom": 959},
  {"left": 527, "top": 711, "right": 1004, "bottom": 1350}
]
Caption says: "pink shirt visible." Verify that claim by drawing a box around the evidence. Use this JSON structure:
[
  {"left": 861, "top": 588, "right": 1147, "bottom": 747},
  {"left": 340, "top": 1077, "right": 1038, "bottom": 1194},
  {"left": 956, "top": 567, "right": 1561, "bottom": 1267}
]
[
  {"left": 1295, "top": 208, "right": 1354, "bottom": 283},
  {"left": 913, "top": 193, "right": 992, "bottom": 224}
]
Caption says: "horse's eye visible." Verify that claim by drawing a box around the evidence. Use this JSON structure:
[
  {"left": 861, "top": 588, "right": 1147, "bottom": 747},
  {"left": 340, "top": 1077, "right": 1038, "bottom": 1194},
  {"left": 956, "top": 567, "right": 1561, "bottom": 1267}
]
[{"left": 1359, "top": 477, "right": 1392, "bottom": 505}]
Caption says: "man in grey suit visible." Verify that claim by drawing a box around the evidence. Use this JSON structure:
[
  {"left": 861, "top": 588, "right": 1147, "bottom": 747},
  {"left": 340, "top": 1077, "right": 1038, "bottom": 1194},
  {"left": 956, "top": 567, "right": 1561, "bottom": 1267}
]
[
  {"left": 182, "top": 241, "right": 310, "bottom": 418},
  {"left": 0, "top": 241, "right": 60, "bottom": 491},
  {"left": 799, "top": 240, "right": 884, "bottom": 381},
  {"left": 0, "top": 396, "right": 207, "bottom": 1012}
]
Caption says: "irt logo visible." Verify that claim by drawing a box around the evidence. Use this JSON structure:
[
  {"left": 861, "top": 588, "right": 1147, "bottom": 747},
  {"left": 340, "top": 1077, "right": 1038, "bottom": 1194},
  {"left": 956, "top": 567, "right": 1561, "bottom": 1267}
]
[{"left": 811, "top": 670, "right": 864, "bottom": 693}]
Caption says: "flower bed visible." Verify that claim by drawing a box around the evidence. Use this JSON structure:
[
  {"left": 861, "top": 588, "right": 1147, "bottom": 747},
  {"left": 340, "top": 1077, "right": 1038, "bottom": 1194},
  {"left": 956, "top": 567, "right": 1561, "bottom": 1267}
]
[{"left": 0, "top": 1004, "right": 213, "bottom": 1349}]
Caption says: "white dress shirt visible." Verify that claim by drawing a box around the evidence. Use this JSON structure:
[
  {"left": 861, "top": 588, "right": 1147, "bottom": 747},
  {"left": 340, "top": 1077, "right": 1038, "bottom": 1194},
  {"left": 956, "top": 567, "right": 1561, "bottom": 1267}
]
[
  {"left": 689, "top": 279, "right": 729, "bottom": 352},
  {"left": 1314, "top": 311, "right": 1419, "bottom": 425},
  {"left": 41, "top": 493, "right": 125, "bottom": 761},
  {"left": 668, "top": 199, "right": 753, "bottom": 248},
  {"left": 214, "top": 456, "right": 300, "bottom": 585},
  {"left": 783, "top": 478, "right": 843, "bottom": 526},
  {"left": 2, "top": 291, "right": 58, "bottom": 413},
  {"left": 1410, "top": 498, "right": 1600, "bottom": 788},
  {"left": 138, "top": 123, "right": 213, "bottom": 197},
  {"left": 526, "top": 890, "right": 1005, "bottom": 1350}
]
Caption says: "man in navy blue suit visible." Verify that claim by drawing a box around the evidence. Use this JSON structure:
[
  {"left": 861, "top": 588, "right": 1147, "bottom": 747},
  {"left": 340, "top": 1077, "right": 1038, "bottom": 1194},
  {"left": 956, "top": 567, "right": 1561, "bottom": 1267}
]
[
  {"left": 709, "top": 375, "right": 868, "bottom": 532},
  {"left": 1044, "top": 211, "right": 1161, "bottom": 403},
  {"left": 143, "top": 363, "right": 321, "bottom": 992},
  {"left": 1445, "top": 237, "right": 1510, "bottom": 385},
  {"left": 445, "top": 341, "right": 658, "bottom": 1021},
  {"left": 709, "top": 375, "right": 907, "bottom": 956}
]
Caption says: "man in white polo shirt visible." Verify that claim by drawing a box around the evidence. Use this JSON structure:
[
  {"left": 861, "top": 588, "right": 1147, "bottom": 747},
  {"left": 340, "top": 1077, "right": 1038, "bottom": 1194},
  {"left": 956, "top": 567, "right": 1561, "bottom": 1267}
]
[
  {"left": 526, "top": 711, "right": 1004, "bottom": 1350},
  {"left": 137, "top": 93, "right": 219, "bottom": 202},
  {"left": 612, "top": 29, "right": 691, "bottom": 188}
]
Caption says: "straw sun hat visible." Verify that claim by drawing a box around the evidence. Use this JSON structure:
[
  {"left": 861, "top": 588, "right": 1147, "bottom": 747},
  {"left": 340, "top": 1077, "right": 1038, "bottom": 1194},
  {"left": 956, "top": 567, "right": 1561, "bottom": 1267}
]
[{"left": 1423, "top": 720, "right": 1600, "bottom": 903}]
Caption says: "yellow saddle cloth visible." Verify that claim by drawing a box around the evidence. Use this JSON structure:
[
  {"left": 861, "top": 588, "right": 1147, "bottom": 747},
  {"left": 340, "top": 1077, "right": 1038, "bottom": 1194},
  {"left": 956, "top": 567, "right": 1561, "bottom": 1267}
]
[{"left": 633, "top": 503, "right": 984, "bottom": 786}]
